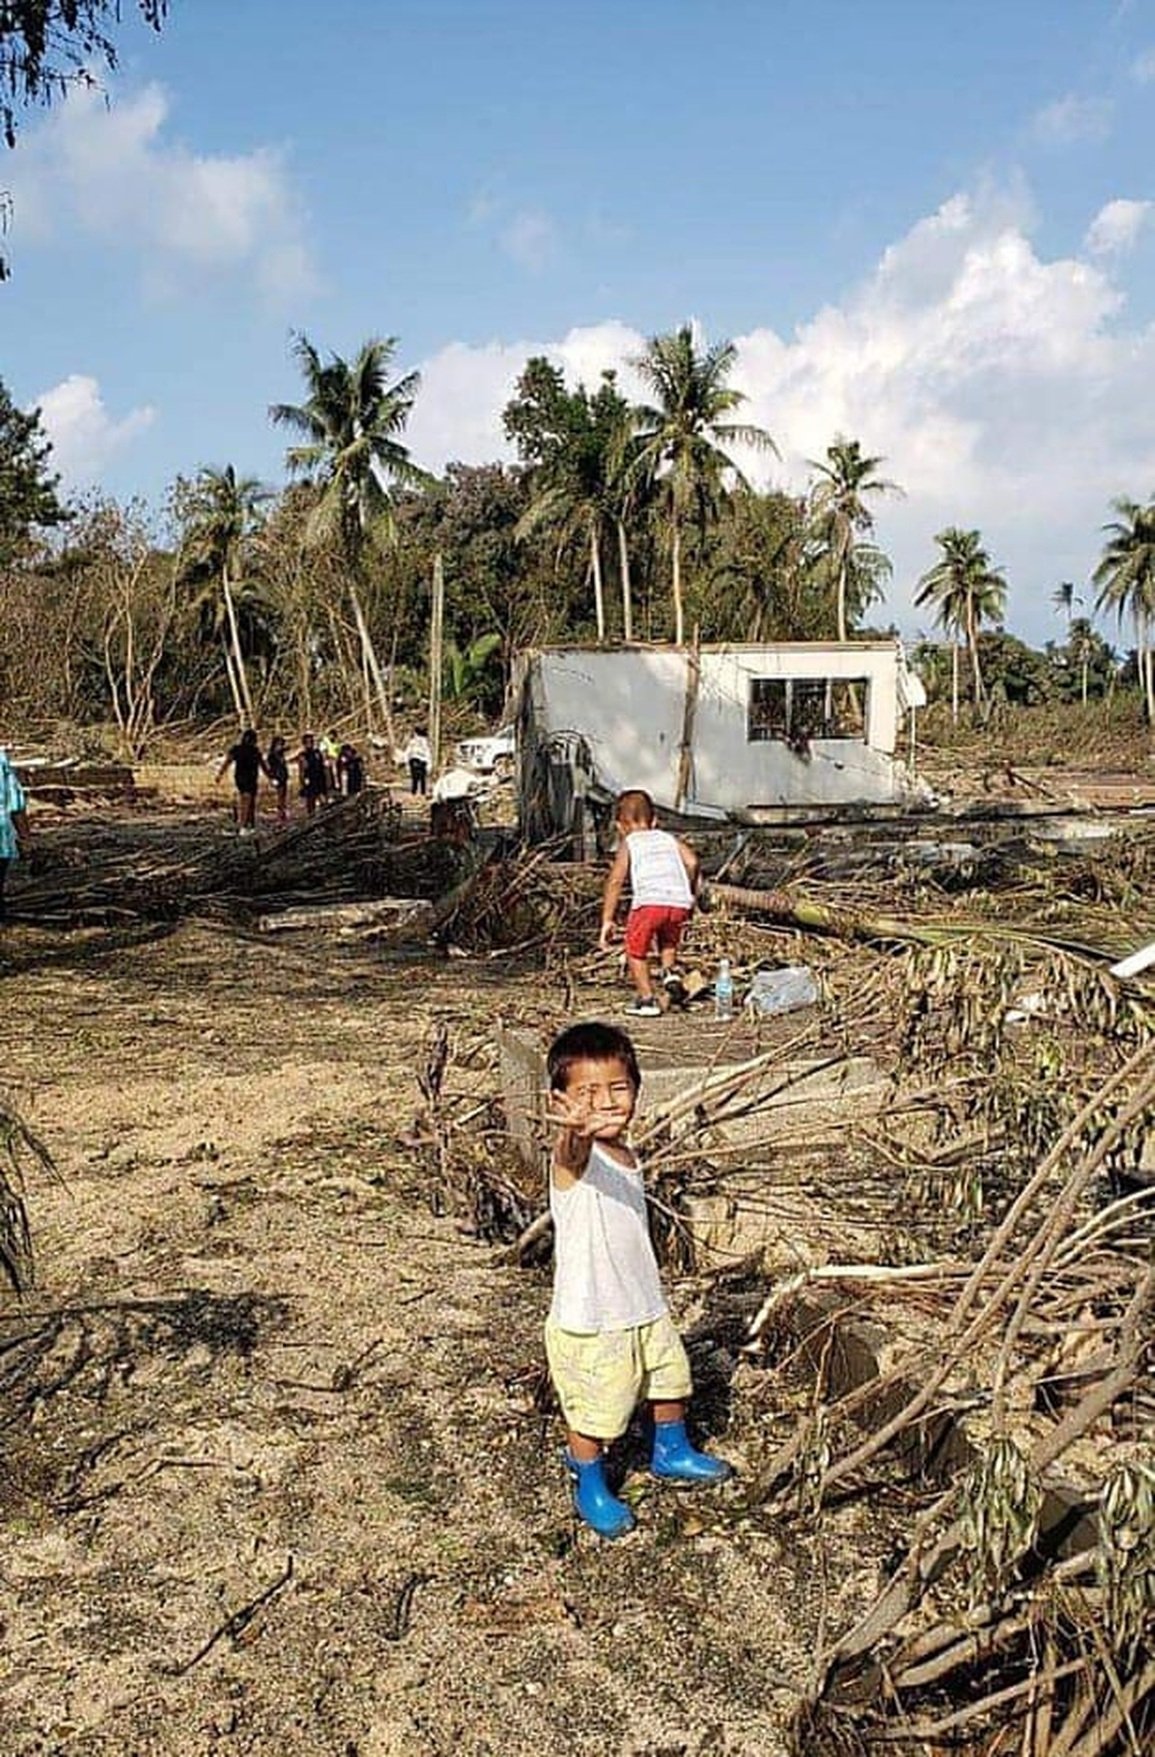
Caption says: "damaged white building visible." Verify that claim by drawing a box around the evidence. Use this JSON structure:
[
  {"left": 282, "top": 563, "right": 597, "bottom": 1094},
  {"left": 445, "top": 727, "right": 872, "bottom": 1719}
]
[{"left": 514, "top": 641, "right": 928, "bottom": 844}]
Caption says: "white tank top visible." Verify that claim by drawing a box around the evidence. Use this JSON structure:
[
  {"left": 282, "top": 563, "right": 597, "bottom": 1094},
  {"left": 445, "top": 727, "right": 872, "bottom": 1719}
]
[
  {"left": 626, "top": 829, "right": 693, "bottom": 909},
  {"left": 549, "top": 1142, "right": 668, "bottom": 1334}
]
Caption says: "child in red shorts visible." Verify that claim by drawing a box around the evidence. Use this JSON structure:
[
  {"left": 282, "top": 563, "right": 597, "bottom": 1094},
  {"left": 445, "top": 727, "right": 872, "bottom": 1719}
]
[{"left": 599, "top": 789, "right": 700, "bottom": 1016}]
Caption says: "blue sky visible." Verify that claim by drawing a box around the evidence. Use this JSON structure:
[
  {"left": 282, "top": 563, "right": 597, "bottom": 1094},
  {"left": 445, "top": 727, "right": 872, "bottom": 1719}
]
[{"left": 5, "top": 0, "right": 1155, "bottom": 643}]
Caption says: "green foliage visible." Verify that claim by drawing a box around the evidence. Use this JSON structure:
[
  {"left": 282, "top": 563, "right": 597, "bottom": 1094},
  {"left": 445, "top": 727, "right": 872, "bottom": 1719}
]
[
  {"left": 270, "top": 333, "right": 429, "bottom": 563},
  {"left": 915, "top": 526, "right": 1008, "bottom": 709},
  {"left": 0, "top": 375, "right": 68, "bottom": 562},
  {"left": 1093, "top": 495, "right": 1155, "bottom": 630},
  {"left": 808, "top": 436, "right": 901, "bottom": 640},
  {"left": 443, "top": 632, "right": 502, "bottom": 711},
  {"left": 504, "top": 360, "right": 642, "bottom": 640},
  {"left": 1045, "top": 616, "right": 1116, "bottom": 704},
  {"left": 632, "top": 324, "right": 776, "bottom": 643},
  {"left": 974, "top": 628, "right": 1053, "bottom": 707},
  {"left": 696, "top": 489, "right": 824, "bottom": 640},
  {"left": 1094, "top": 493, "right": 1155, "bottom": 720}
]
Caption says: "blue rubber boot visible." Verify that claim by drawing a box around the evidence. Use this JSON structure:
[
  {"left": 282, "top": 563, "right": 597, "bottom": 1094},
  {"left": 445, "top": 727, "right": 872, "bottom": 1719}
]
[
  {"left": 651, "top": 1419, "right": 733, "bottom": 1485},
  {"left": 565, "top": 1452, "right": 636, "bottom": 1539}
]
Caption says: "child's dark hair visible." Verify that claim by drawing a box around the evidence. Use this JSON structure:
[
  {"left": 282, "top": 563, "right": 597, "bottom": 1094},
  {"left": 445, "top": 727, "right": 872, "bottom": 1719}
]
[
  {"left": 616, "top": 788, "right": 655, "bottom": 827},
  {"left": 547, "top": 1021, "right": 641, "bottom": 1092}
]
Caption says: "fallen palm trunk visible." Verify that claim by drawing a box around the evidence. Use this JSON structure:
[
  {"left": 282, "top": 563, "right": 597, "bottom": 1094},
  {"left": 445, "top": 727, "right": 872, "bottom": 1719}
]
[
  {"left": 706, "top": 880, "right": 1129, "bottom": 964},
  {"left": 258, "top": 898, "right": 435, "bottom": 937}
]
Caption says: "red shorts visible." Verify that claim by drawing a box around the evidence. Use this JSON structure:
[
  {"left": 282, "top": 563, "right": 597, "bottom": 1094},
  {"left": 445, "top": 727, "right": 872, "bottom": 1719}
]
[{"left": 625, "top": 905, "right": 690, "bottom": 960}]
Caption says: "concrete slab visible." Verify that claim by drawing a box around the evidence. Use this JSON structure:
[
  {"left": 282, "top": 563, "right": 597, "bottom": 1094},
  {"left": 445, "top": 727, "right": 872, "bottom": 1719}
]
[{"left": 498, "top": 1012, "right": 889, "bottom": 1265}]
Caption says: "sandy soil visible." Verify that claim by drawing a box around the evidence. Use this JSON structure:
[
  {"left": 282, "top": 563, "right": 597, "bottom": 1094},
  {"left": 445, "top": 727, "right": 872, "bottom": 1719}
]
[{"left": 0, "top": 877, "right": 883, "bottom": 1756}]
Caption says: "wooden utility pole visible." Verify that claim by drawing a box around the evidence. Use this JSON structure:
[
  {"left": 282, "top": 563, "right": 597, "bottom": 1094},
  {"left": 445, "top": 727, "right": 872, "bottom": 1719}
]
[
  {"left": 428, "top": 552, "right": 445, "bottom": 773},
  {"left": 674, "top": 626, "right": 701, "bottom": 812}
]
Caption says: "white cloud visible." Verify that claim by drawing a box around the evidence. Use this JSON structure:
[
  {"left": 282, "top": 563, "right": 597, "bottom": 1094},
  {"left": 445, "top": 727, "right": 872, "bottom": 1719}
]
[
  {"left": 408, "top": 188, "right": 1155, "bottom": 644},
  {"left": 1131, "top": 47, "right": 1155, "bottom": 83},
  {"left": 500, "top": 207, "right": 556, "bottom": 273},
  {"left": 34, "top": 375, "right": 155, "bottom": 485},
  {"left": 6, "top": 82, "right": 316, "bottom": 302},
  {"left": 1030, "top": 93, "right": 1113, "bottom": 144},
  {"left": 1085, "top": 197, "right": 1152, "bottom": 256},
  {"left": 406, "top": 321, "right": 645, "bottom": 468}
]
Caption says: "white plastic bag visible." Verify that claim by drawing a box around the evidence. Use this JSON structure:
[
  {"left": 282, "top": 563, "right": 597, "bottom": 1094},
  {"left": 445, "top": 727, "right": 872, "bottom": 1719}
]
[{"left": 745, "top": 965, "right": 819, "bottom": 1017}]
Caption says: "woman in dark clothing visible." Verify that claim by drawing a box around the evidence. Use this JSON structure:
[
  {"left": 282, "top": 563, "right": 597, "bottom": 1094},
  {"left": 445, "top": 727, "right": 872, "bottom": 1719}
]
[
  {"left": 216, "top": 728, "right": 267, "bottom": 833},
  {"left": 337, "top": 743, "right": 365, "bottom": 797},
  {"left": 295, "top": 732, "right": 329, "bottom": 818},
  {"left": 266, "top": 735, "right": 290, "bottom": 825}
]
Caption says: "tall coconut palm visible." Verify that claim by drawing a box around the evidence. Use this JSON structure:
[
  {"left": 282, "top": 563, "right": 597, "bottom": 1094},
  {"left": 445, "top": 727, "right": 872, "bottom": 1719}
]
[
  {"left": 269, "top": 334, "right": 428, "bottom": 737},
  {"left": 1051, "top": 580, "right": 1081, "bottom": 628},
  {"left": 1093, "top": 495, "right": 1155, "bottom": 723},
  {"left": 808, "top": 437, "right": 902, "bottom": 641},
  {"left": 175, "top": 464, "right": 272, "bottom": 725},
  {"left": 514, "top": 387, "right": 613, "bottom": 642},
  {"left": 632, "top": 325, "right": 776, "bottom": 646},
  {"left": 595, "top": 372, "right": 648, "bottom": 643},
  {"left": 915, "top": 528, "right": 1007, "bottom": 717},
  {"left": 506, "top": 363, "right": 640, "bottom": 642},
  {"left": 1067, "top": 615, "right": 1097, "bottom": 707}
]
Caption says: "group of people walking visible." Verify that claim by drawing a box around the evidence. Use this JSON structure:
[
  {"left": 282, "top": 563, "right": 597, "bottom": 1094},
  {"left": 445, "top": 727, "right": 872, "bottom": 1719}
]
[
  {"left": 216, "top": 729, "right": 367, "bottom": 832},
  {"left": 216, "top": 724, "right": 436, "bottom": 832}
]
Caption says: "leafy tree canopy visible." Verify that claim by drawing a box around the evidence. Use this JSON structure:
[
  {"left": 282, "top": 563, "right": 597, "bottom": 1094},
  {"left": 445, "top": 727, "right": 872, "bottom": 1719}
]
[
  {"left": 0, "top": 373, "right": 68, "bottom": 563},
  {"left": 0, "top": 1, "right": 167, "bottom": 148}
]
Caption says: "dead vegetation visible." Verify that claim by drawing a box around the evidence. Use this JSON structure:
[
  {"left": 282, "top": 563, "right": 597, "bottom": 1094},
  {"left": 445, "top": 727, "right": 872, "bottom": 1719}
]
[
  {"left": 3, "top": 793, "right": 1154, "bottom": 1754},
  {"left": 413, "top": 824, "right": 1155, "bottom": 1755}
]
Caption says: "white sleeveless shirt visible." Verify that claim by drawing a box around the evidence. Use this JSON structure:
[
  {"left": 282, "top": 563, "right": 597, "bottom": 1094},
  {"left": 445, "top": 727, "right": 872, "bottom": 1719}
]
[
  {"left": 549, "top": 1142, "right": 668, "bottom": 1334},
  {"left": 626, "top": 828, "right": 693, "bottom": 909}
]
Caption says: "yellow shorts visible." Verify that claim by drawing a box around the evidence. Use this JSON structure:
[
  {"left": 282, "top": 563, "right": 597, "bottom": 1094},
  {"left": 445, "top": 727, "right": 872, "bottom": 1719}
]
[{"left": 544, "top": 1312, "right": 693, "bottom": 1440}]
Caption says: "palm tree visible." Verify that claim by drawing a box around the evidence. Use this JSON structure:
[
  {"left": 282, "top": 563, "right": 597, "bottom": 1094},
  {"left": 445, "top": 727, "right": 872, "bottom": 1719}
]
[
  {"left": 507, "top": 364, "right": 641, "bottom": 643},
  {"left": 632, "top": 325, "right": 776, "bottom": 646},
  {"left": 1093, "top": 495, "right": 1155, "bottom": 724},
  {"left": 914, "top": 528, "right": 1007, "bottom": 717},
  {"left": 1067, "top": 615, "right": 1097, "bottom": 707},
  {"left": 808, "top": 438, "right": 902, "bottom": 641},
  {"left": 269, "top": 333, "right": 428, "bottom": 737},
  {"left": 515, "top": 386, "right": 615, "bottom": 643},
  {"left": 595, "top": 372, "right": 648, "bottom": 643},
  {"left": 175, "top": 464, "right": 272, "bottom": 725},
  {"left": 1051, "top": 580, "right": 1081, "bottom": 628}
]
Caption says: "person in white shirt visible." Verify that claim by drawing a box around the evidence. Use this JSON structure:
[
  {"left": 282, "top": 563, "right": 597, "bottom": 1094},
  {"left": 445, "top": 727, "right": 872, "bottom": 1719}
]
[
  {"left": 599, "top": 788, "right": 700, "bottom": 1016},
  {"left": 545, "top": 1020, "right": 732, "bottom": 1539},
  {"left": 404, "top": 730, "right": 432, "bottom": 796}
]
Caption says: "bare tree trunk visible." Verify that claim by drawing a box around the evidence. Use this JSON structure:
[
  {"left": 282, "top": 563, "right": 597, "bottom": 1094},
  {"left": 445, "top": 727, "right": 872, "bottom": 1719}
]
[
  {"left": 222, "top": 637, "right": 245, "bottom": 726},
  {"left": 590, "top": 525, "right": 606, "bottom": 643},
  {"left": 221, "top": 570, "right": 255, "bottom": 726},
  {"left": 671, "top": 517, "right": 684, "bottom": 648},
  {"left": 951, "top": 641, "right": 959, "bottom": 726},
  {"left": 616, "top": 518, "right": 633, "bottom": 643},
  {"left": 835, "top": 535, "right": 849, "bottom": 643},
  {"left": 966, "top": 599, "right": 984, "bottom": 708},
  {"left": 297, "top": 618, "right": 313, "bottom": 729},
  {"left": 428, "top": 552, "right": 445, "bottom": 772},
  {"left": 349, "top": 582, "right": 396, "bottom": 754}
]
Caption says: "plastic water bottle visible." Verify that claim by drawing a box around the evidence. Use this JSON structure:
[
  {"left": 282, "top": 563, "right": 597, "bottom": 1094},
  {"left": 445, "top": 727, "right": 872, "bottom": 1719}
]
[{"left": 714, "top": 958, "right": 734, "bottom": 1021}]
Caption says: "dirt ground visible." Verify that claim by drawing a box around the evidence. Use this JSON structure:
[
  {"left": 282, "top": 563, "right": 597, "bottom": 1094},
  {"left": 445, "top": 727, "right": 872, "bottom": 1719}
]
[{"left": 0, "top": 824, "right": 886, "bottom": 1757}]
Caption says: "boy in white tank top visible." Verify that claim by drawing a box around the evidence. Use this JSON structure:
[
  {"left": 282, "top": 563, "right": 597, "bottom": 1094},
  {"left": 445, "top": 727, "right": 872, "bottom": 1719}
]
[
  {"left": 545, "top": 1020, "right": 732, "bottom": 1539},
  {"left": 599, "top": 789, "right": 700, "bottom": 1017}
]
